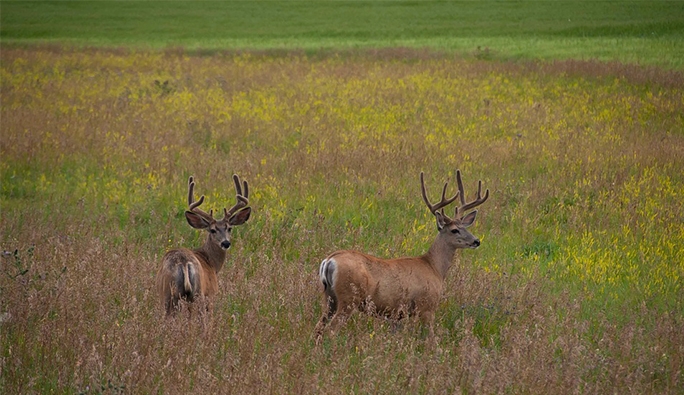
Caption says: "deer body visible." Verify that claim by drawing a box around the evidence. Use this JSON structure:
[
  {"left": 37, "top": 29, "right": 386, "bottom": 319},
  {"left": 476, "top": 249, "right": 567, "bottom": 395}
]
[
  {"left": 156, "top": 175, "right": 251, "bottom": 316},
  {"left": 157, "top": 245, "right": 223, "bottom": 310},
  {"left": 320, "top": 252, "right": 442, "bottom": 320},
  {"left": 315, "top": 170, "right": 488, "bottom": 339}
]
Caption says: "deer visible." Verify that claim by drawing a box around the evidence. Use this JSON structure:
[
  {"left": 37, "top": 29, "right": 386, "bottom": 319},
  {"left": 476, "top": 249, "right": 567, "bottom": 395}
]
[
  {"left": 314, "top": 170, "right": 489, "bottom": 341},
  {"left": 156, "top": 174, "right": 251, "bottom": 317}
]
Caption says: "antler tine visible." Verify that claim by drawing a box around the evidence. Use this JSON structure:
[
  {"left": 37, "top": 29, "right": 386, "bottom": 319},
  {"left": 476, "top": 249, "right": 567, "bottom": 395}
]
[
  {"left": 232, "top": 174, "right": 243, "bottom": 196},
  {"left": 187, "top": 176, "right": 215, "bottom": 221},
  {"left": 420, "top": 171, "right": 459, "bottom": 215},
  {"left": 455, "top": 170, "right": 490, "bottom": 218},
  {"left": 231, "top": 173, "right": 250, "bottom": 200},
  {"left": 456, "top": 170, "right": 466, "bottom": 207},
  {"left": 188, "top": 176, "right": 196, "bottom": 206},
  {"left": 224, "top": 174, "right": 250, "bottom": 219}
]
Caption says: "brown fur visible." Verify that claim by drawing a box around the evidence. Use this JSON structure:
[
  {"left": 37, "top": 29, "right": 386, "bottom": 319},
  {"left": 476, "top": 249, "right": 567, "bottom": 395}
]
[
  {"left": 315, "top": 171, "right": 488, "bottom": 340},
  {"left": 155, "top": 175, "right": 251, "bottom": 317},
  {"left": 156, "top": 244, "right": 223, "bottom": 316}
]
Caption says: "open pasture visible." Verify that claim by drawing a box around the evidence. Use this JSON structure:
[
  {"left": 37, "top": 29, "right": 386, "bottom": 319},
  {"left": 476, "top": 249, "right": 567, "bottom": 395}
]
[
  {"left": 1, "top": 0, "right": 683, "bottom": 69},
  {"left": 1, "top": 47, "right": 683, "bottom": 393}
]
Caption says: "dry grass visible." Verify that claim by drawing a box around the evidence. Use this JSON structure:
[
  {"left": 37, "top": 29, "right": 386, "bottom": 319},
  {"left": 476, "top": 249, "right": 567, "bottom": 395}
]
[{"left": 1, "top": 47, "right": 683, "bottom": 394}]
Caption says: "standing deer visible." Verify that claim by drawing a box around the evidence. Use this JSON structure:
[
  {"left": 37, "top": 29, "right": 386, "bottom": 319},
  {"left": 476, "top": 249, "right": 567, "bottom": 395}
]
[
  {"left": 156, "top": 175, "right": 251, "bottom": 316},
  {"left": 314, "top": 170, "right": 489, "bottom": 340}
]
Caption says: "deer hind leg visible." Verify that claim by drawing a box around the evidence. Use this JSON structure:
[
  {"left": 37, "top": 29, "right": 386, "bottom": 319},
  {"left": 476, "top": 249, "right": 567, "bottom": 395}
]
[
  {"left": 314, "top": 292, "right": 338, "bottom": 342},
  {"left": 314, "top": 291, "right": 359, "bottom": 342},
  {"left": 323, "top": 287, "right": 366, "bottom": 334},
  {"left": 164, "top": 294, "right": 177, "bottom": 317},
  {"left": 163, "top": 280, "right": 183, "bottom": 317},
  {"left": 318, "top": 304, "right": 354, "bottom": 343}
]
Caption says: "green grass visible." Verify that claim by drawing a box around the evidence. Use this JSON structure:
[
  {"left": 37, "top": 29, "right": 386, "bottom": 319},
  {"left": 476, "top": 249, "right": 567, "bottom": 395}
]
[
  {"left": 1, "top": 1, "right": 683, "bottom": 392},
  {"left": 2, "top": 0, "right": 683, "bottom": 68}
]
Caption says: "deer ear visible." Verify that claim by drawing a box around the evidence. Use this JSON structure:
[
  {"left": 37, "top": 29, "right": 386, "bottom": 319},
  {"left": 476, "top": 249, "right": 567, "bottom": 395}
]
[
  {"left": 185, "top": 211, "right": 212, "bottom": 229},
  {"left": 229, "top": 207, "right": 251, "bottom": 226},
  {"left": 461, "top": 210, "right": 478, "bottom": 227},
  {"left": 435, "top": 211, "right": 449, "bottom": 231}
]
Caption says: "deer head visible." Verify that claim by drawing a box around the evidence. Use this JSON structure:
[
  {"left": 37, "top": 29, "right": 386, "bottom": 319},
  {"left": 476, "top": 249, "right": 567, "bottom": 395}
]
[
  {"left": 420, "top": 170, "right": 489, "bottom": 249},
  {"left": 185, "top": 174, "right": 252, "bottom": 250}
]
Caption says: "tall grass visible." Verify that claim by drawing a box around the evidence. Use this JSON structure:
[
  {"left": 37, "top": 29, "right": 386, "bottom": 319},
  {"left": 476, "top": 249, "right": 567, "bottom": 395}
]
[{"left": 1, "top": 47, "right": 683, "bottom": 393}]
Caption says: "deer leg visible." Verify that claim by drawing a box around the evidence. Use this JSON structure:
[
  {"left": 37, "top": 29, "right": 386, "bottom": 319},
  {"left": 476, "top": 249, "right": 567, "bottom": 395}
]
[
  {"left": 315, "top": 295, "right": 356, "bottom": 343},
  {"left": 419, "top": 310, "right": 436, "bottom": 340},
  {"left": 165, "top": 289, "right": 184, "bottom": 317},
  {"left": 326, "top": 294, "right": 360, "bottom": 335},
  {"left": 314, "top": 294, "right": 338, "bottom": 342},
  {"left": 326, "top": 310, "right": 352, "bottom": 335},
  {"left": 186, "top": 301, "right": 193, "bottom": 321},
  {"left": 163, "top": 295, "right": 173, "bottom": 317}
]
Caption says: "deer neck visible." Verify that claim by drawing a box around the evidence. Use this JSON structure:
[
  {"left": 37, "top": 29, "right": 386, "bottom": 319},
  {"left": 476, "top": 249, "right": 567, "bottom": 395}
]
[
  {"left": 424, "top": 232, "right": 459, "bottom": 279},
  {"left": 195, "top": 237, "right": 227, "bottom": 273}
]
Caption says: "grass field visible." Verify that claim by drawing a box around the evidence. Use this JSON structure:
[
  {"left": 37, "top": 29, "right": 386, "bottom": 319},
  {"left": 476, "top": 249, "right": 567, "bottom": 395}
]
[
  {"left": 2, "top": 0, "right": 684, "bottom": 68},
  {"left": 1, "top": 46, "right": 683, "bottom": 394},
  {"left": 1, "top": 1, "right": 684, "bottom": 394}
]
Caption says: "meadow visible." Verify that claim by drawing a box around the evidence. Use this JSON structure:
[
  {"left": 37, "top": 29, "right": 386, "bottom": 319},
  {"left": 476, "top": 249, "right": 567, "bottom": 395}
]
[
  {"left": 2, "top": 0, "right": 684, "bottom": 68},
  {"left": 1, "top": 45, "right": 683, "bottom": 393},
  {"left": 1, "top": 1, "right": 684, "bottom": 392}
]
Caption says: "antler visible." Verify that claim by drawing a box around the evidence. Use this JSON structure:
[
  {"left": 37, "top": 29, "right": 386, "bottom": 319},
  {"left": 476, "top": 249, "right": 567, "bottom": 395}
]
[
  {"left": 187, "top": 176, "right": 215, "bottom": 222},
  {"left": 454, "top": 169, "right": 489, "bottom": 218},
  {"left": 223, "top": 174, "right": 250, "bottom": 220},
  {"left": 420, "top": 172, "right": 459, "bottom": 216}
]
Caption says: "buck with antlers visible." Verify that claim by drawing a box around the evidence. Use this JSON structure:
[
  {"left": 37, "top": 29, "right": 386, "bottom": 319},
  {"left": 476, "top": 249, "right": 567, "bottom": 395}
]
[
  {"left": 314, "top": 170, "right": 489, "bottom": 340},
  {"left": 156, "top": 175, "right": 251, "bottom": 316}
]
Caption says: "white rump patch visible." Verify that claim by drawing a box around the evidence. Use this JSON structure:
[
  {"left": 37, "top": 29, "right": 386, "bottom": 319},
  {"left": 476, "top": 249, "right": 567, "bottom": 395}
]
[{"left": 319, "top": 258, "right": 336, "bottom": 290}]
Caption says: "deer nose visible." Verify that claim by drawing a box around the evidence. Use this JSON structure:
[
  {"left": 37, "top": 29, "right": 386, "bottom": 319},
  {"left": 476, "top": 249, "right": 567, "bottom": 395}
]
[
  {"left": 473, "top": 239, "right": 481, "bottom": 248},
  {"left": 221, "top": 241, "right": 231, "bottom": 249}
]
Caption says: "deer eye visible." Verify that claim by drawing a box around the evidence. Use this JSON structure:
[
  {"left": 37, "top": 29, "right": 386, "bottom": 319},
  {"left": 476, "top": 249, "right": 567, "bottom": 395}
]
[
  {"left": 451, "top": 228, "right": 460, "bottom": 234},
  {"left": 210, "top": 229, "right": 217, "bottom": 234}
]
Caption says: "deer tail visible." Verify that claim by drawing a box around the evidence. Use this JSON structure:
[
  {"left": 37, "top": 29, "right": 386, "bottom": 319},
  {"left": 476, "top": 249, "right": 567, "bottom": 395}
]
[
  {"left": 319, "top": 258, "right": 336, "bottom": 292},
  {"left": 182, "top": 262, "right": 193, "bottom": 294}
]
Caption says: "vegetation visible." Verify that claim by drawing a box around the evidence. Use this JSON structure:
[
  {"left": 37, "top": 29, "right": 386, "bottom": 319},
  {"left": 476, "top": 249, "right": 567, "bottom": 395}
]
[
  {"left": 2, "top": 0, "right": 683, "bottom": 68},
  {"left": 1, "top": 46, "right": 682, "bottom": 393},
  {"left": 1, "top": 1, "right": 683, "bottom": 393}
]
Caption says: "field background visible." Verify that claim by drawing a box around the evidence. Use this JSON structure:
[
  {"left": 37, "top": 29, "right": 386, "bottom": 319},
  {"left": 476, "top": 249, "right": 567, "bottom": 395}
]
[
  {"left": 2, "top": 1, "right": 684, "bottom": 394},
  {"left": 2, "top": 0, "right": 684, "bottom": 68}
]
